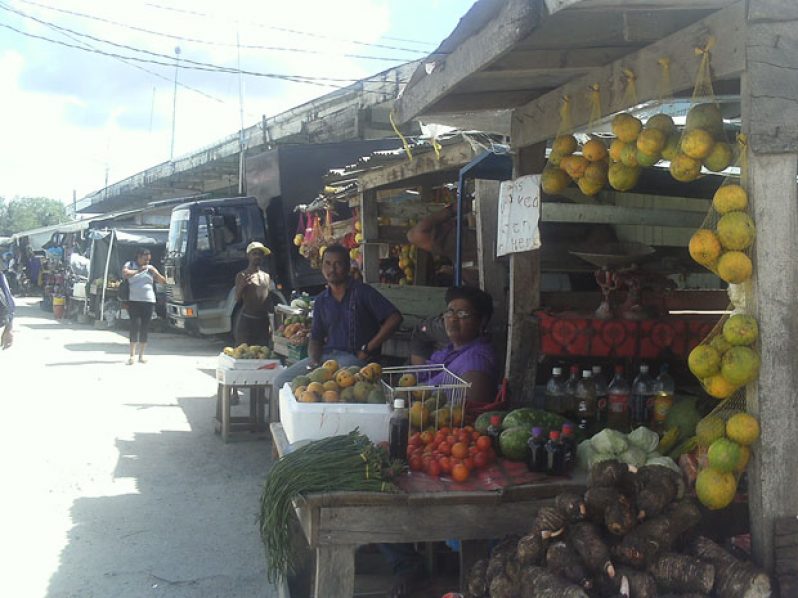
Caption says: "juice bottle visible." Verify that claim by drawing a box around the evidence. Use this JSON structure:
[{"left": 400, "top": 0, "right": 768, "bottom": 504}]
[
  {"left": 631, "top": 365, "right": 655, "bottom": 429},
  {"left": 607, "top": 365, "right": 631, "bottom": 432},
  {"left": 592, "top": 365, "right": 609, "bottom": 427},
  {"left": 545, "top": 430, "right": 565, "bottom": 475},
  {"left": 575, "top": 370, "right": 597, "bottom": 437},
  {"left": 561, "top": 423, "right": 577, "bottom": 473},
  {"left": 563, "top": 364, "right": 581, "bottom": 418},
  {"left": 388, "top": 398, "right": 409, "bottom": 461},
  {"left": 545, "top": 367, "right": 567, "bottom": 415},
  {"left": 486, "top": 415, "right": 503, "bottom": 458},
  {"left": 527, "top": 426, "right": 547, "bottom": 473}
]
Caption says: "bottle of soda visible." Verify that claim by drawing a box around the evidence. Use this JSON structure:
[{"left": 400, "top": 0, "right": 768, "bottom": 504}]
[
  {"left": 561, "top": 423, "right": 577, "bottom": 473},
  {"left": 388, "top": 399, "right": 409, "bottom": 462},
  {"left": 592, "top": 365, "right": 609, "bottom": 426},
  {"left": 545, "top": 366, "right": 567, "bottom": 415},
  {"left": 545, "top": 430, "right": 565, "bottom": 475},
  {"left": 654, "top": 363, "right": 676, "bottom": 395},
  {"left": 631, "top": 364, "right": 655, "bottom": 429},
  {"left": 607, "top": 365, "right": 631, "bottom": 432},
  {"left": 575, "top": 369, "right": 597, "bottom": 437},
  {"left": 564, "top": 364, "right": 581, "bottom": 418},
  {"left": 486, "top": 415, "right": 503, "bottom": 458},
  {"left": 527, "top": 426, "right": 548, "bottom": 473}
]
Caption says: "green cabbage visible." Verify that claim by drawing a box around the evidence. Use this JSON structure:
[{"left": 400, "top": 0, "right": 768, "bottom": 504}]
[
  {"left": 590, "top": 428, "right": 629, "bottom": 455},
  {"left": 576, "top": 439, "right": 596, "bottom": 471},
  {"left": 588, "top": 452, "right": 616, "bottom": 468},
  {"left": 628, "top": 426, "right": 660, "bottom": 453},
  {"left": 619, "top": 446, "right": 647, "bottom": 468},
  {"left": 645, "top": 455, "right": 681, "bottom": 474}
]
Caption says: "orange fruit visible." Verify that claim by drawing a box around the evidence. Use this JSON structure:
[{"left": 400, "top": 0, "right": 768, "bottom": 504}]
[
  {"left": 451, "top": 442, "right": 468, "bottom": 460},
  {"left": 541, "top": 167, "right": 570, "bottom": 194},
  {"left": 713, "top": 185, "right": 748, "bottom": 214},
  {"left": 669, "top": 153, "right": 701, "bottom": 182},
  {"left": 561, "top": 155, "right": 589, "bottom": 180},
  {"left": 704, "top": 142, "right": 733, "bottom": 172},
  {"left": 681, "top": 128, "right": 715, "bottom": 160},
  {"left": 609, "top": 139, "right": 626, "bottom": 162},
  {"left": 716, "top": 212, "right": 756, "bottom": 251},
  {"left": 552, "top": 134, "right": 578, "bottom": 156},
  {"left": 689, "top": 229, "right": 722, "bottom": 267},
  {"left": 646, "top": 113, "right": 675, "bottom": 135},
  {"left": 452, "top": 464, "right": 470, "bottom": 482},
  {"left": 612, "top": 113, "right": 642, "bottom": 143},
  {"left": 583, "top": 138, "right": 608, "bottom": 162},
  {"left": 637, "top": 128, "right": 666, "bottom": 155},
  {"left": 717, "top": 251, "right": 753, "bottom": 284}
]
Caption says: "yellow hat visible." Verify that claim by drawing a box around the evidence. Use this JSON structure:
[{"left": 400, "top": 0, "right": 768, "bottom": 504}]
[{"left": 246, "top": 241, "right": 271, "bottom": 255}]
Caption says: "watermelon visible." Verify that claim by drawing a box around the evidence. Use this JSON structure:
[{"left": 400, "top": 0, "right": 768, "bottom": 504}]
[
  {"left": 499, "top": 426, "right": 531, "bottom": 461},
  {"left": 501, "top": 408, "right": 566, "bottom": 433},
  {"left": 474, "top": 411, "right": 506, "bottom": 435}
]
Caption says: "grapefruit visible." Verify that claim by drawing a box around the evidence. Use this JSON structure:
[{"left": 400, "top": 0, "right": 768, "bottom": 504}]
[
  {"left": 696, "top": 415, "right": 726, "bottom": 447},
  {"left": 717, "top": 252, "right": 753, "bottom": 284},
  {"left": 552, "top": 135, "right": 578, "bottom": 156},
  {"left": 703, "top": 375, "right": 738, "bottom": 399},
  {"left": 689, "top": 229, "right": 722, "bottom": 267},
  {"left": 681, "top": 128, "right": 715, "bottom": 160},
  {"left": 661, "top": 133, "right": 681, "bottom": 161},
  {"left": 583, "top": 138, "right": 608, "bottom": 162},
  {"left": 608, "top": 163, "right": 640, "bottom": 192},
  {"left": 584, "top": 160, "right": 609, "bottom": 185},
  {"left": 542, "top": 167, "right": 571, "bottom": 194},
  {"left": 735, "top": 445, "right": 751, "bottom": 473},
  {"left": 726, "top": 413, "right": 761, "bottom": 446},
  {"left": 721, "top": 346, "right": 760, "bottom": 386},
  {"left": 620, "top": 143, "right": 640, "bottom": 167},
  {"left": 612, "top": 113, "right": 643, "bottom": 142},
  {"left": 723, "top": 314, "right": 759, "bottom": 346},
  {"left": 707, "top": 438, "right": 742, "bottom": 473},
  {"left": 696, "top": 467, "right": 737, "bottom": 510},
  {"left": 609, "top": 139, "right": 626, "bottom": 162},
  {"left": 713, "top": 185, "right": 748, "bottom": 214},
  {"left": 688, "top": 344, "right": 721, "bottom": 378},
  {"left": 669, "top": 153, "right": 702, "bottom": 182},
  {"left": 636, "top": 149, "right": 660, "bottom": 167},
  {"left": 717, "top": 212, "right": 756, "bottom": 250},
  {"left": 646, "top": 113, "right": 675, "bottom": 135},
  {"left": 578, "top": 176, "right": 604, "bottom": 197},
  {"left": 686, "top": 103, "right": 725, "bottom": 137},
  {"left": 704, "top": 142, "right": 733, "bottom": 172},
  {"left": 637, "top": 128, "right": 666, "bottom": 155},
  {"left": 562, "top": 155, "right": 589, "bottom": 180}
]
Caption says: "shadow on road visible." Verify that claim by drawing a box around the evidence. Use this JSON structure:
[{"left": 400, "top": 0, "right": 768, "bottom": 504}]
[
  {"left": 61, "top": 341, "right": 209, "bottom": 356},
  {"left": 46, "top": 360, "right": 124, "bottom": 367},
  {"left": 46, "top": 395, "right": 277, "bottom": 598}
]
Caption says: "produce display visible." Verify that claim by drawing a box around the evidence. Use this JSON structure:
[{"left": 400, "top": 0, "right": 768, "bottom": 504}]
[
  {"left": 289, "top": 360, "right": 386, "bottom": 404},
  {"left": 463, "top": 460, "right": 771, "bottom": 598},
  {"left": 406, "top": 424, "right": 496, "bottom": 482},
  {"left": 222, "top": 343, "right": 273, "bottom": 360},
  {"left": 276, "top": 312, "right": 311, "bottom": 347},
  {"left": 576, "top": 426, "right": 681, "bottom": 473},
  {"left": 258, "top": 431, "right": 401, "bottom": 583}
]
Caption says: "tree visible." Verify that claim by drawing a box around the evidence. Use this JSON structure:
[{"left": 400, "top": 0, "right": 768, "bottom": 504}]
[{"left": 0, "top": 197, "right": 68, "bottom": 236}]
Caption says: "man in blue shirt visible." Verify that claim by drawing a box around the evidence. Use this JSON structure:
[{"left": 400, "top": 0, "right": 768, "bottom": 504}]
[
  {"left": 274, "top": 245, "right": 402, "bottom": 388},
  {"left": 0, "top": 269, "right": 15, "bottom": 350}
]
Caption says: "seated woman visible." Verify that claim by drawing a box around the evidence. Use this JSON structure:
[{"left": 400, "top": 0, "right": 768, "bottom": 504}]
[{"left": 412, "top": 285, "right": 499, "bottom": 404}]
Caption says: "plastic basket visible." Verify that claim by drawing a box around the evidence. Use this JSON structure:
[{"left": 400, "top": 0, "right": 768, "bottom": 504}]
[{"left": 380, "top": 365, "right": 470, "bottom": 433}]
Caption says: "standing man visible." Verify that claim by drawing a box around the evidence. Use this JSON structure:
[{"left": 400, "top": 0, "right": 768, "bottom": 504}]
[
  {"left": 233, "top": 242, "right": 273, "bottom": 346},
  {"left": 274, "top": 244, "right": 402, "bottom": 388},
  {"left": 0, "top": 268, "right": 15, "bottom": 350}
]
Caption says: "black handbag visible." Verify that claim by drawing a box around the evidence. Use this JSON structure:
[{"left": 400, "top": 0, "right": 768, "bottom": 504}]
[{"left": 118, "top": 278, "right": 130, "bottom": 301}]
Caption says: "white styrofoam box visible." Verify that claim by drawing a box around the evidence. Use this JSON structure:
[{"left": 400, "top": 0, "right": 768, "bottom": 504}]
[
  {"left": 217, "top": 353, "right": 282, "bottom": 371},
  {"left": 279, "top": 384, "right": 391, "bottom": 445},
  {"left": 216, "top": 366, "right": 283, "bottom": 386}
]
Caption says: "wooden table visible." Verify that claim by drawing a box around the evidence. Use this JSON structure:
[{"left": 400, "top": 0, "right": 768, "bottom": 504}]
[{"left": 270, "top": 423, "right": 584, "bottom": 598}]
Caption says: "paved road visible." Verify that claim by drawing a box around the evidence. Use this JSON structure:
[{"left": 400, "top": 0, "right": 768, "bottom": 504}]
[{"left": 2, "top": 298, "right": 278, "bottom": 597}]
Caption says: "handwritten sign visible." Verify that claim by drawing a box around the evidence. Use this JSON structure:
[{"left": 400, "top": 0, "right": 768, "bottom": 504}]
[{"left": 497, "top": 174, "right": 541, "bottom": 257}]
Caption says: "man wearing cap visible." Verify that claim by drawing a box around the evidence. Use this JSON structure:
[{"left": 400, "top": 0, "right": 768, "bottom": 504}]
[{"left": 233, "top": 242, "right": 273, "bottom": 346}]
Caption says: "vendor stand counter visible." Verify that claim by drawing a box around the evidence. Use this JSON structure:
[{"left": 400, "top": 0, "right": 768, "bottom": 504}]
[{"left": 270, "top": 422, "right": 585, "bottom": 597}]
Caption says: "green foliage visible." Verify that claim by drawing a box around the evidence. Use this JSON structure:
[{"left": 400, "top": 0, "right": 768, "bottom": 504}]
[{"left": 0, "top": 197, "right": 68, "bottom": 236}]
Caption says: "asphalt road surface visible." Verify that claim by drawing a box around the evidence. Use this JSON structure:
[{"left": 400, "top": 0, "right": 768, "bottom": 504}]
[{"left": 1, "top": 298, "right": 278, "bottom": 597}]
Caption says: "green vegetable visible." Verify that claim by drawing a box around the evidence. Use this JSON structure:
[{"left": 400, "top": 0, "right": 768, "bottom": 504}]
[
  {"left": 590, "top": 428, "right": 629, "bottom": 455},
  {"left": 619, "top": 445, "right": 647, "bottom": 468},
  {"left": 474, "top": 410, "right": 506, "bottom": 435},
  {"left": 501, "top": 407, "right": 565, "bottom": 433},
  {"left": 258, "top": 432, "right": 400, "bottom": 582},
  {"left": 576, "top": 439, "right": 596, "bottom": 472},
  {"left": 628, "top": 426, "right": 660, "bottom": 453},
  {"left": 499, "top": 426, "right": 532, "bottom": 461},
  {"left": 645, "top": 455, "right": 682, "bottom": 473},
  {"left": 665, "top": 396, "right": 701, "bottom": 439}
]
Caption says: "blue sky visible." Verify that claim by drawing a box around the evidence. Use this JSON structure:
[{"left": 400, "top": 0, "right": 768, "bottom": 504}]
[{"left": 0, "top": 0, "right": 474, "bottom": 202}]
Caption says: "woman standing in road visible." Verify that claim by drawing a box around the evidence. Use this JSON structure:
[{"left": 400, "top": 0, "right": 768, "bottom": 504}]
[{"left": 122, "top": 249, "right": 166, "bottom": 365}]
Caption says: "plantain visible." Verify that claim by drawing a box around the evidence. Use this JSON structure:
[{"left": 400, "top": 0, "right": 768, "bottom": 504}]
[
  {"left": 657, "top": 427, "right": 681, "bottom": 454},
  {"left": 669, "top": 435, "right": 698, "bottom": 460}
]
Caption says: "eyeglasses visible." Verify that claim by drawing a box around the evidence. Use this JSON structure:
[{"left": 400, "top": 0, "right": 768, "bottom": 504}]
[{"left": 443, "top": 309, "right": 474, "bottom": 320}]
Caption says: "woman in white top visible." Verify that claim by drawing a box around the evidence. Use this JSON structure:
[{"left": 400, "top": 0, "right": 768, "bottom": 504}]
[{"left": 122, "top": 249, "right": 166, "bottom": 365}]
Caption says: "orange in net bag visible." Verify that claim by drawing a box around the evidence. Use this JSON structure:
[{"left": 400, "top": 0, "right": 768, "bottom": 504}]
[{"left": 541, "top": 95, "right": 578, "bottom": 196}]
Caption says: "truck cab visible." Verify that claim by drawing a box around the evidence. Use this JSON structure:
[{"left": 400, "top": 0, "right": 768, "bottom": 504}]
[{"left": 164, "top": 196, "right": 281, "bottom": 334}]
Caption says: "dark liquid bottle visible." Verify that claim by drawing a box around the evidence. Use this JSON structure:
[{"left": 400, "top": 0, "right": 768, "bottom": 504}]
[
  {"left": 561, "top": 424, "right": 577, "bottom": 473},
  {"left": 527, "top": 426, "right": 548, "bottom": 473},
  {"left": 388, "top": 399, "right": 409, "bottom": 462},
  {"left": 546, "top": 431, "right": 565, "bottom": 475},
  {"left": 487, "top": 415, "right": 503, "bottom": 458}
]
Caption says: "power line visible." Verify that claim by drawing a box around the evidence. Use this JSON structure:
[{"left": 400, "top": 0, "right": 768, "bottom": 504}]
[
  {"left": 0, "top": 5, "right": 410, "bottom": 86},
  {"left": 16, "top": 0, "right": 412, "bottom": 62},
  {"left": 142, "top": 1, "right": 435, "bottom": 54}
]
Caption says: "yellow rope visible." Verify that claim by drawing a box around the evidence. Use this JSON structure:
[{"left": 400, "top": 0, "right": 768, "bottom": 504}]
[
  {"left": 588, "top": 83, "right": 602, "bottom": 132},
  {"left": 622, "top": 68, "right": 638, "bottom": 107},
  {"left": 737, "top": 133, "right": 749, "bottom": 188},
  {"left": 692, "top": 36, "right": 717, "bottom": 100},
  {"left": 657, "top": 57, "right": 672, "bottom": 101},
  {"left": 557, "top": 95, "right": 572, "bottom": 135},
  {"left": 389, "top": 111, "right": 414, "bottom": 161}
]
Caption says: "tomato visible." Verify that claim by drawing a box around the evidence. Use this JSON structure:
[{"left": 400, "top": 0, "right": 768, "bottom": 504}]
[
  {"left": 463, "top": 457, "right": 475, "bottom": 471},
  {"left": 472, "top": 430, "right": 481, "bottom": 442},
  {"left": 475, "top": 435, "right": 492, "bottom": 451},
  {"left": 409, "top": 456, "right": 423, "bottom": 471},
  {"left": 451, "top": 442, "right": 468, "bottom": 460},
  {"left": 426, "top": 460, "right": 441, "bottom": 478},
  {"left": 439, "top": 426, "right": 451, "bottom": 436},
  {"left": 434, "top": 431, "right": 446, "bottom": 444},
  {"left": 409, "top": 432, "right": 422, "bottom": 447},
  {"left": 438, "top": 456, "right": 452, "bottom": 474},
  {"left": 452, "top": 463, "right": 470, "bottom": 482},
  {"left": 473, "top": 452, "right": 489, "bottom": 470},
  {"left": 457, "top": 431, "right": 470, "bottom": 445},
  {"left": 419, "top": 431, "right": 434, "bottom": 445},
  {"left": 438, "top": 442, "right": 451, "bottom": 456},
  {"left": 468, "top": 445, "right": 479, "bottom": 457},
  {"left": 446, "top": 435, "right": 456, "bottom": 445},
  {"left": 463, "top": 425, "right": 475, "bottom": 433},
  {"left": 486, "top": 448, "right": 497, "bottom": 463},
  {"left": 423, "top": 444, "right": 433, "bottom": 455}
]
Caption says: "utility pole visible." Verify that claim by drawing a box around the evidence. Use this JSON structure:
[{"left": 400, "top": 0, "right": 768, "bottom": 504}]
[
  {"left": 236, "top": 26, "right": 246, "bottom": 194},
  {"left": 170, "top": 46, "right": 181, "bottom": 162}
]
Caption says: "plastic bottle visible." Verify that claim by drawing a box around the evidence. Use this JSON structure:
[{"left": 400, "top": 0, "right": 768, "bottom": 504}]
[
  {"left": 563, "top": 364, "right": 581, "bottom": 418},
  {"left": 575, "top": 370, "right": 597, "bottom": 437},
  {"left": 592, "top": 365, "right": 609, "bottom": 426},
  {"left": 545, "top": 367, "right": 567, "bottom": 415},
  {"left": 388, "top": 399, "right": 409, "bottom": 462},
  {"left": 545, "top": 430, "right": 565, "bottom": 475},
  {"left": 486, "top": 415, "right": 503, "bottom": 458},
  {"left": 654, "top": 363, "right": 676, "bottom": 395},
  {"left": 527, "top": 426, "right": 548, "bottom": 473},
  {"left": 607, "top": 365, "right": 631, "bottom": 433},
  {"left": 561, "top": 423, "right": 577, "bottom": 473},
  {"left": 631, "top": 364, "right": 655, "bottom": 429}
]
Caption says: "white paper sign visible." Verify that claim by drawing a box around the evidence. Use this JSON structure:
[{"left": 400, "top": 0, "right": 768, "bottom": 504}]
[{"left": 496, "top": 174, "right": 542, "bottom": 257}]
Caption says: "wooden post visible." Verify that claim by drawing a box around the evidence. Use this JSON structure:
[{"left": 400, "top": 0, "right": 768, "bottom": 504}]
[
  {"left": 314, "top": 544, "right": 356, "bottom": 598},
  {"left": 742, "top": 0, "right": 798, "bottom": 571},
  {"left": 475, "top": 179, "right": 509, "bottom": 366},
  {"left": 360, "top": 189, "right": 380, "bottom": 283},
  {"left": 505, "top": 142, "right": 546, "bottom": 406}
]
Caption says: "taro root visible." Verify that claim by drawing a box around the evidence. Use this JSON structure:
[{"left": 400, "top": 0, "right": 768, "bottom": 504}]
[
  {"left": 688, "top": 536, "right": 772, "bottom": 598},
  {"left": 604, "top": 497, "right": 636, "bottom": 536},
  {"left": 488, "top": 572, "right": 514, "bottom": 598},
  {"left": 568, "top": 521, "right": 616, "bottom": 578},
  {"left": 519, "top": 566, "right": 590, "bottom": 598},
  {"left": 535, "top": 505, "right": 568, "bottom": 539},
  {"left": 648, "top": 552, "right": 716, "bottom": 594},
  {"left": 616, "top": 500, "right": 701, "bottom": 567},
  {"left": 635, "top": 465, "right": 685, "bottom": 520},
  {"left": 556, "top": 491, "right": 588, "bottom": 522},
  {"left": 503, "top": 555, "right": 522, "bottom": 585},
  {"left": 546, "top": 540, "right": 592, "bottom": 590},
  {"left": 516, "top": 528, "right": 546, "bottom": 566},
  {"left": 591, "top": 460, "right": 638, "bottom": 493},
  {"left": 465, "top": 558, "right": 488, "bottom": 598},
  {"left": 585, "top": 486, "right": 624, "bottom": 522}
]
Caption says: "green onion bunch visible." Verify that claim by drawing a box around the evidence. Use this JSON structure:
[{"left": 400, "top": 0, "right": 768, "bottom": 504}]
[{"left": 259, "top": 431, "right": 403, "bottom": 582}]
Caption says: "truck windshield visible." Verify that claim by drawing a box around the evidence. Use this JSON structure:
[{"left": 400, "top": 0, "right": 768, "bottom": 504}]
[{"left": 167, "top": 210, "right": 191, "bottom": 255}]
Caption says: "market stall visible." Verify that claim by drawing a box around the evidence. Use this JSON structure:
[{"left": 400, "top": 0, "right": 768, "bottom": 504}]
[{"left": 390, "top": 0, "right": 796, "bottom": 591}]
